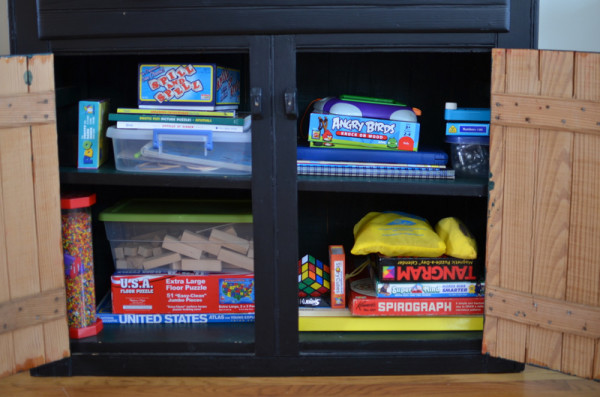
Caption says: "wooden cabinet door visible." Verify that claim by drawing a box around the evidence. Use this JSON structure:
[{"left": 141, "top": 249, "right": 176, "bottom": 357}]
[
  {"left": 484, "top": 48, "right": 600, "bottom": 380},
  {"left": 0, "top": 54, "right": 69, "bottom": 378}
]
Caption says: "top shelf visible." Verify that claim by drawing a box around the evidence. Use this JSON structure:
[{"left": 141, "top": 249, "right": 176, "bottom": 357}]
[{"left": 60, "top": 164, "right": 487, "bottom": 197}]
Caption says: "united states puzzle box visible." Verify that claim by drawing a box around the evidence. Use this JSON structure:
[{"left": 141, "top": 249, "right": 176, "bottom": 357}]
[
  {"left": 111, "top": 271, "right": 254, "bottom": 314},
  {"left": 138, "top": 64, "right": 240, "bottom": 110}
]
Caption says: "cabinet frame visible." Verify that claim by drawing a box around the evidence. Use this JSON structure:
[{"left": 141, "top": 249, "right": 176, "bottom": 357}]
[{"left": 7, "top": 0, "right": 538, "bottom": 377}]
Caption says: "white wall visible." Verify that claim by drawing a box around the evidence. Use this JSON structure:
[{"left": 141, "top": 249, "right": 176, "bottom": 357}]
[
  {"left": 538, "top": 0, "right": 600, "bottom": 52},
  {"left": 0, "top": 1, "right": 599, "bottom": 56},
  {"left": 1, "top": 0, "right": 8, "bottom": 55}
]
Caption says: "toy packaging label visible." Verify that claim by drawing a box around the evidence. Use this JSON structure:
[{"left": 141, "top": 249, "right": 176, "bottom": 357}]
[
  {"left": 446, "top": 122, "right": 490, "bottom": 136},
  {"left": 111, "top": 272, "right": 254, "bottom": 314},
  {"left": 78, "top": 99, "right": 110, "bottom": 168},
  {"left": 349, "top": 285, "right": 484, "bottom": 317},
  {"left": 329, "top": 245, "right": 346, "bottom": 309},
  {"left": 308, "top": 112, "right": 419, "bottom": 151},
  {"left": 138, "top": 64, "right": 240, "bottom": 108},
  {"left": 372, "top": 254, "right": 482, "bottom": 282}
]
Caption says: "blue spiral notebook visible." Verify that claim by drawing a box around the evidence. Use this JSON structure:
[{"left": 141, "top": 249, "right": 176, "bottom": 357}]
[{"left": 297, "top": 145, "right": 448, "bottom": 166}]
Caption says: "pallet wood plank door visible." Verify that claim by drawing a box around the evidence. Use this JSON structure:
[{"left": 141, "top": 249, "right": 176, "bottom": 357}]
[
  {"left": 484, "top": 49, "right": 600, "bottom": 380},
  {"left": 0, "top": 54, "right": 69, "bottom": 378}
]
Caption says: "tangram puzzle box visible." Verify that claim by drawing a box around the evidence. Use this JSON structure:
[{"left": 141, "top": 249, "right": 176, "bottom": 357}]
[{"left": 111, "top": 271, "right": 254, "bottom": 314}]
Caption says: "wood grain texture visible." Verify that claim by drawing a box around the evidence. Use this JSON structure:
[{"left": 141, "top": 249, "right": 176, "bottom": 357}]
[
  {"left": 3, "top": 365, "right": 600, "bottom": 397},
  {"left": 27, "top": 54, "right": 69, "bottom": 364},
  {"left": 487, "top": 49, "right": 600, "bottom": 380},
  {"left": 527, "top": 50, "right": 574, "bottom": 372},
  {"left": 482, "top": 48, "right": 507, "bottom": 357},
  {"left": 0, "top": 55, "right": 45, "bottom": 375},
  {"left": 0, "top": 55, "right": 68, "bottom": 377},
  {"left": 563, "top": 51, "right": 600, "bottom": 380}
]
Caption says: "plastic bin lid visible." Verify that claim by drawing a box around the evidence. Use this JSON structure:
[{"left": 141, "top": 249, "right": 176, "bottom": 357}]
[
  {"left": 61, "top": 193, "right": 96, "bottom": 209},
  {"left": 98, "top": 198, "right": 253, "bottom": 223},
  {"left": 445, "top": 135, "right": 490, "bottom": 145}
]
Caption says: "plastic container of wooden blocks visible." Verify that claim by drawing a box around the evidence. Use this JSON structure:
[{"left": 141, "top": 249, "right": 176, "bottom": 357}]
[{"left": 99, "top": 199, "right": 254, "bottom": 273}]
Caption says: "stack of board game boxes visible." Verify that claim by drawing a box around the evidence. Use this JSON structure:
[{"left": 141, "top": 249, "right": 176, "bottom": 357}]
[
  {"left": 105, "top": 63, "right": 252, "bottom": 175},
  {"left": 298, "top": 213, "right": 485, "bottom": 332},
  {"left": 298, "top": 95, "right": 454, "bottom": 179},
  {"left": 96, "top": 199, "right": 256, "bottom": 325}
]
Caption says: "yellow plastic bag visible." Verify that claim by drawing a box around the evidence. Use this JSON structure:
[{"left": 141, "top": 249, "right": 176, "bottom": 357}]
[
  {"left": 351, "top": 211, "right": 446, "bottom": 257},
  {"left": 435, "top": 217, "right": 478, "bottom": 259}
]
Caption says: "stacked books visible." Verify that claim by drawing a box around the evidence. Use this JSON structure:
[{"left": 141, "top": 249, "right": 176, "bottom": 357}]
[
  {"left": 299, "top": 95, "right": 453, "bottom": 179},
  {"left": 347, "top": 254, "right": 485, "bottom": 319},
  {"left": 106, "top": 63, "right": 252, "bottom": 174},
  {"left": 297, "top": 146, "right": 453, "bottom": 179}
]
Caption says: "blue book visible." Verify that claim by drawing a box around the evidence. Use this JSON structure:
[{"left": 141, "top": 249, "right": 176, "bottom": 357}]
[{"left": 297, "top": 146, "right": 448, "bottom": 166}]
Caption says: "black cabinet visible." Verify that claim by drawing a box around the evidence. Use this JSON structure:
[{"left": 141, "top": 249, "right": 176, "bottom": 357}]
[{"left": 10, "top": 0, "right": 538, "bottom": 376}]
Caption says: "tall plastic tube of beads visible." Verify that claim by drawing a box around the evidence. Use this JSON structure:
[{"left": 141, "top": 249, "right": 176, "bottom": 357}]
[{"left": 61, "top": 193, "right": 103, "bottom": 338}]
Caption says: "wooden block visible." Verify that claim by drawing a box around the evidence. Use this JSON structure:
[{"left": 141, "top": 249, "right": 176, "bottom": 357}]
[
  {"left": 131, "top": 229, "right": 167, "bottom": 242},
  {"left": 143, "top": 252, "right": 182, "bottom": 270},
  {"left": 162, "top": 234, "right": 203, "bottom": 259},
  {"left": 223, "top": 225, "right": 237, "bottom": 236},
  {"left": 180, "top": 230, "right": 221, "bottom": 256},
  {"left": 138, "top": 244, "right": 154, "bottom": 258},
  {"left": 217, "top": 248, "right": 254, "bottom": 272},
  {"left": 209, "top": 228, "right": 250, "bottom": 254},
  {"left": 171, "top": 261, "right": 182, "bottom": 271},
  {"left": 247, "top": 241, "right": 254, "bottom": 259},
  {"left": 152, "top": 247, "right": 164, "bottom": 257},
  {"left": 126, "top": 255, "right": 145, "bottom": 269},
  {"left": 124, "top": 245, "right": 138, "bottom": 257},
  {"left": 114, "top": 246, "right": 125, "bottom": 259},
  {"left": 180, "top": 259, "right": 223, "bottom": 272},
  {"left": 115, "top": 259, "right": 129, "bottom": 269}
]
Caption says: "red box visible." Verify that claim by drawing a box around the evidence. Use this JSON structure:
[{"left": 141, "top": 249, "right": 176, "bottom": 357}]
[
  {"left": 348, "top": 278, "right": 484, "bottom": 316},
  {"left": 111, "top": 272, "right": 254, "bottom": 314}
]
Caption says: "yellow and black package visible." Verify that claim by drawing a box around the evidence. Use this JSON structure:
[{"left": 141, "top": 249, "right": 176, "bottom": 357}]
[
  {"left": 435, "top": 217, "right": 478, "bottom": 259},
  {"left": 351, "top": 211, "right": 446, "bottom": 257}
]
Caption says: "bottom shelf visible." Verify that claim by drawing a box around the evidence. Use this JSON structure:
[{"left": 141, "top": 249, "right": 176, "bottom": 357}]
[{"left": 30, "top": 326, "right": 523, "bottom": 376}]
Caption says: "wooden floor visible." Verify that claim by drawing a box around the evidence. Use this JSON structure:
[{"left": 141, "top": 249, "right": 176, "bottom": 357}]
[{"left": 0, "top": 365, "right": 599, "bottom": 397}]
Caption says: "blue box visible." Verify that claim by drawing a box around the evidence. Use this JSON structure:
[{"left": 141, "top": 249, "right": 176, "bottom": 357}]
[
  {"left": 78, "top": 99, "right": 110, "bottom": 169},
  {"left": 446, "top": 122, "right": 490, "bottom": 137},
  {"left": 308, "top": 112, "right": 420, "bottom": 151},
  {"left": 138, "top": 64, "right": 240, "bottom": 110}
]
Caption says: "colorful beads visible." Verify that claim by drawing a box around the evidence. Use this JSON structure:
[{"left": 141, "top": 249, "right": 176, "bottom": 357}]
[{"left": 61, "top": 198, "right": 97, "bottom": 330}]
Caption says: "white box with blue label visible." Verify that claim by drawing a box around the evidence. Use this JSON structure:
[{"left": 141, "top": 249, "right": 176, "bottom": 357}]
[
  {"left": 138, "top": 64, "right": 240, "bottom": 110},
  {"left": 78, "top": 99, "right": 110, "bottom": 169},
  {"left": 307, "top": 112, "right": 420, "bottom": 151},
  {"left": 444, "top": 103, "right": 490, "bottom": 137}
]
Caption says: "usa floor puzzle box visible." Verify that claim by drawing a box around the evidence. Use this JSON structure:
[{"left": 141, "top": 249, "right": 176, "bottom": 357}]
[{"left": 111, "top": 271, "right": 254, "bottom": 314}]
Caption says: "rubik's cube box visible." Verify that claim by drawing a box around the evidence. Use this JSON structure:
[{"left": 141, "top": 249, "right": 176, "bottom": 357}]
[
  {"left": 138, "top": 64, "right": 240, "bottom": 109},
  {"left": 111, "top": 271, "right": 254, "bottom": 314},
  {"left": 78, "top": 99, "right": 110, "bottom": 168},
  {"left": 308, "top": 112, "right": 420, "bottom": 151}
]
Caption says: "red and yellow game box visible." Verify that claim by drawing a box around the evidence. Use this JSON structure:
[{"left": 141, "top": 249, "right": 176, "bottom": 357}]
[{"left": 111, "top": 272, "right": 254, "bottom": 314}]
